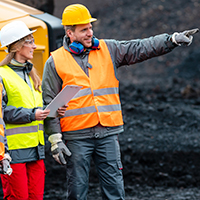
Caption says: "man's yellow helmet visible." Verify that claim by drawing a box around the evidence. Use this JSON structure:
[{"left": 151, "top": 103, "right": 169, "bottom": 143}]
[{"left": 61, "top": 4, "right": 97, "bottom": 26}]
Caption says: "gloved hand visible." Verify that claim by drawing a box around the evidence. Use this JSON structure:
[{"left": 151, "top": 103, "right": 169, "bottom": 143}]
[
  {"left": 0, "top": 153, "right": 12, "bottom": 175},
  {"left": 172, "top": 28, "right": 199, "bottom": 46},
  {"left": 48, "top": 133, "right": 71, "bottom": 165}
]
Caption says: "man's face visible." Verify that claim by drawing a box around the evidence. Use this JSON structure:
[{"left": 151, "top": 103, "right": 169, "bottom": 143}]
[{"left": 68, "top": 23, "right": 93, "bottom": 48}]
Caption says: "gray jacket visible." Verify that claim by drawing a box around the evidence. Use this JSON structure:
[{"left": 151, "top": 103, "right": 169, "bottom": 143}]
[{"left": 42, "top": 34, "right": 177, "bottom": 140}]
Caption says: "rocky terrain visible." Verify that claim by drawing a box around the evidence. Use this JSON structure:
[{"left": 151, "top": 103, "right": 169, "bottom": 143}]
[{"left": 3, "top": 0, "right": 200, "bottom": 199}]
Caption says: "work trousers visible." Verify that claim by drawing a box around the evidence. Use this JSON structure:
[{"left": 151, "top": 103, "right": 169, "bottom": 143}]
[
  {"left": 1, "top": 159, "right": 45, "bottom": 200},
  {"left": 66, "top": 134, "right": 125, "bottom": 200}
]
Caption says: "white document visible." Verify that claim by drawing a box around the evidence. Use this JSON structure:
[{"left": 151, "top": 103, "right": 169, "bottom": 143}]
[{"left": 45, "top": 85, "right": 82, "bottom": 117}]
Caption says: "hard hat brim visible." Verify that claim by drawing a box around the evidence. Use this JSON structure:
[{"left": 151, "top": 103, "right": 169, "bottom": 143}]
[{"left": 61, "top": 17, "right": 97, "bottom": 26}]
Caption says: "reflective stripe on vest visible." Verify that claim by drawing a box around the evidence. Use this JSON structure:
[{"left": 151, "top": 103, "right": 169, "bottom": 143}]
[
  {"left": 0, "top": 66, "right": 44, "bottom": 150},
  {"left": 64, "top": 87, "right": 121, "bottom": 116},
  {"left": 6, "top": 124, "right": 44, "bottom": 136},
  {"left": 0, "top": 83, "right": 4, "bottom": 160},
  {"left": 51, "top": 40, "right": 123, "bottom": 132}
]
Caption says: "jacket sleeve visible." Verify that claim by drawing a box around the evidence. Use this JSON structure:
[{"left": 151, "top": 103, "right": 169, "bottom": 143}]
[
  {"left": 42, "top": 56, "right": 63, "bottom": 136},
  {"left": 104, "top": 33, "right": 177, "bottom": 68},
  {"left": 3, "top": 123, "right": 9, "bottom": 154}
]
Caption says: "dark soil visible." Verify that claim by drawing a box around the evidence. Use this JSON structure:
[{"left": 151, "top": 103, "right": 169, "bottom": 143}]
[{"left": 3, "top": 0, "right": 200, "bottom": 199}]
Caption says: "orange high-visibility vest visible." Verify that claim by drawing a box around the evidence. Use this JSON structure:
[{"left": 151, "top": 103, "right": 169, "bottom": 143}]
[
  {"left": 51, "top": 40, "right": 123, "bottom": 132},
  {"left": 0, "top": 83, "right": 5, "bottom": 160}
]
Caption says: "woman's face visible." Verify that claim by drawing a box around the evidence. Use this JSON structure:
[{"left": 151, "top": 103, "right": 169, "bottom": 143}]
[{"left": 14, "top": 35, "right": 36, "bottom": 63}]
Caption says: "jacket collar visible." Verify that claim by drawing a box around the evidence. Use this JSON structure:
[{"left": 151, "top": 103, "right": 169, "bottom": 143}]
[{"left": 9, "top": 59, "right": 33, "bottom": 73}]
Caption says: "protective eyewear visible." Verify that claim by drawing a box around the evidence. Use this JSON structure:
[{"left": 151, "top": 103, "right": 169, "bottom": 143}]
[{"left": 24, "top": 39, "right": 35, "bottom": 46}]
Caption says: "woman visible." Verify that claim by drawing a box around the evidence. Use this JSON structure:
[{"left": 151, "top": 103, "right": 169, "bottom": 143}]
[{"left": 0, "top": 20, "right": 66, "bottom": 199}]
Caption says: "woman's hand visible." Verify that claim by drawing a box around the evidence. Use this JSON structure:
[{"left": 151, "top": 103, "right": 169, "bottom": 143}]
[{"left": 35, "top": 109, "right": 50, "bottom": 121}]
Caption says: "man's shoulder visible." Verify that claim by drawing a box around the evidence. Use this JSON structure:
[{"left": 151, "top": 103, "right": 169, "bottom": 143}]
[{"left": 46, "top": 55, "right": 54, "bottom": 63}]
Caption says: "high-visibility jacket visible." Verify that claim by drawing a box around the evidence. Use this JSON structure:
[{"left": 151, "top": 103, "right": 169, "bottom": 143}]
[
  {"left": 0, "top": 66, "right": 44, "bottom": 150},
  {"left": 51, "top": 39, "right": 124, "bottom": 132},
  {"left": 0, "top": 83, "right": 5, "bottom": 160}
]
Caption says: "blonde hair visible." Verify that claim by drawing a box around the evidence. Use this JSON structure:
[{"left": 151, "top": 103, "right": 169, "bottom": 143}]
[{"left": 0, "top": 35, "right": 41, "bottom": 92}]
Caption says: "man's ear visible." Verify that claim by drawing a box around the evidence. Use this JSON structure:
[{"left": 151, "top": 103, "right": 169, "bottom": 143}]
[{"left": 66, "top": 29, "right": 72, "bottom": 38}]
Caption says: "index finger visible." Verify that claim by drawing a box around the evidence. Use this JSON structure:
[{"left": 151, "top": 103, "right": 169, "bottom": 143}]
[
  {"left": 186, "top": 28, "right": 199, "bottom": 36},
  {"left": 43, "top": 109, "right": 50, "bottom": 114}
]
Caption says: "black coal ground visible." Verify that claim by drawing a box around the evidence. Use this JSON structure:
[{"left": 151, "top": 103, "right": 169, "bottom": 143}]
[{"left": 42, "top": 49, "right": 200, "bottom": 200}]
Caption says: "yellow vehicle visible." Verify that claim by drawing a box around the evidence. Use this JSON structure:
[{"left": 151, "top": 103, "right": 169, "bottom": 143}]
[{"left": 0, "top": 0, "right": 64, "bottom": 78}]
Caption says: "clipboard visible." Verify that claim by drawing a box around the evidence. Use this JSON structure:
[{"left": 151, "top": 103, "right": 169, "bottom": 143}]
[{"left": 45, "top": 85, "right": 82, "bottom": 117}]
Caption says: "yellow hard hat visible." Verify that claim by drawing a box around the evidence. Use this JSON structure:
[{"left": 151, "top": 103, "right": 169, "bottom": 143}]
[{"left": 61, "top": 4, "right": 97, "bottom": 26}]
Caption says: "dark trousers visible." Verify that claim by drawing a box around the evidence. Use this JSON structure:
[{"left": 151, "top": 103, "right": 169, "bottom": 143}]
[{"left": 66, "top": 134, "right": 125, "bottom": 200}]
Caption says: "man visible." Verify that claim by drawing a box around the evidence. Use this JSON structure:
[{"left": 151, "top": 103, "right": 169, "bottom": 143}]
[{"left": 42, "top": 4, "right": 198, "bottom": 199}]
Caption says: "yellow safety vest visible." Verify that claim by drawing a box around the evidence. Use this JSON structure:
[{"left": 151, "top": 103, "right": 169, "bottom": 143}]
[
  {"left": 0, "top": 83, "right": 5, "bottom": 160},
  {"left": 0, "top": 66, "right": 44, "bottom": 150},
  {"left": 51, "top": 40, "right": 123, "bottom": 132}
]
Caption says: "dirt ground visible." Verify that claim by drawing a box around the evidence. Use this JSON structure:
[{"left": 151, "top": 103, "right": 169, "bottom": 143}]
[{"left": 2, "top": 0, "right": 200, "bottom": 199}]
